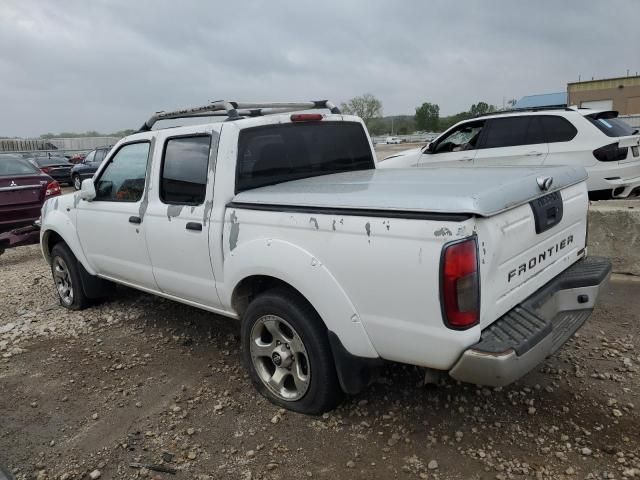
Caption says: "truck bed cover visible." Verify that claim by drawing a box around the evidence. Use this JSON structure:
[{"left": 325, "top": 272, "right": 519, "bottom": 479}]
[{"left": 232, "top": 166, "right": 588, "bottom": 217}]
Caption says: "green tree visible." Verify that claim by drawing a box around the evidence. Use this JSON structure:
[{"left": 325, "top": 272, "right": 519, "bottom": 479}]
[
  {"left": 414, "top": 102, "right": 440, "bottom": 131},
  {"left": 340, "top": 93, "right": 383, "bottom": 128},
  {"left": 468, "top": 102, "right": 497, "bottom": 117}
]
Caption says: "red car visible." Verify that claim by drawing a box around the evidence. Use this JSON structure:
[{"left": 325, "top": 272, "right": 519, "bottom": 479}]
[{"left": 0, "top": 154, "right": 61, "bottom": 252}]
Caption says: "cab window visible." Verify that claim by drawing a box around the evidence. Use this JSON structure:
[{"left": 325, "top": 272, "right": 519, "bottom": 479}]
[
  {"left": 431, "top": 121, "right": 485, "bottom": 154},
  {"left": 160, "top": 135, "right": 211, "bottom": 205},
  {"left": 94, "top": 142, "right": 150, "bottom": 202}
]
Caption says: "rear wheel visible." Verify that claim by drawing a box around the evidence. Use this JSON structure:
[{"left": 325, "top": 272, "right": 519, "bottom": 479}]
[
  {"left": 73, "top": 175, "right": 82, "bottom": 190},
  {"left": 241, "top": 288, "right": 343, "bottom": 414},
  {"left": 50, "top": 243, "right": 89, "bottom": 310}
]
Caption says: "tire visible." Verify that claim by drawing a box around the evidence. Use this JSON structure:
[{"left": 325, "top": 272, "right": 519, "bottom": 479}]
[
  {"left": 241, "top": 288, "right": 343, "bottom": 414},
  {"left": 50, "top": 243, "right": 90, "bottom": 310},
  {"left": 73, "top": 175, "right": 82, "bottom": 190}
]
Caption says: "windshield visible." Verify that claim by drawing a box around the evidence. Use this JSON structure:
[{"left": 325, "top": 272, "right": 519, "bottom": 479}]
[
  {"left": 586, "top": 112, "right": 636, "bottom": 137},
  {"left": 0, "top": 155, "right": 41, "bottom": 176}
]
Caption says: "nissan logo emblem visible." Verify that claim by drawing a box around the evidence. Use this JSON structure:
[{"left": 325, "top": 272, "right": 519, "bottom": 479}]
[{"left": 536, "top": 176, "right": 553, "bottom": 191}]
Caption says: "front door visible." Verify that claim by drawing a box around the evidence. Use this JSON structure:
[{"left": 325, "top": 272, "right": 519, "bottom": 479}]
[
  {"left": 143, "top": 128, "right": 222, "bottom": 308},
  {"left": 419, "top": 120, "right": 485, "bottom": 167},
  {"left": 76, "top": 140, "right": 157, "bottom": 290}
]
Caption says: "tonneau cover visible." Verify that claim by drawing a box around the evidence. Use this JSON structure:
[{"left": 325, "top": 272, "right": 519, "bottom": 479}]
[{"left": 232, "top": 166, "right": 587, "bottom": 217}]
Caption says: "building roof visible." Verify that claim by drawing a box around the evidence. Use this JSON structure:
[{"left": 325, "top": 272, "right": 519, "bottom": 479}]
[
  {"left": 567, "top": 74, "right": 640, "bottom": 86},
  {"left": 514, "top": 92, "right": 567, "bottom": 109}
]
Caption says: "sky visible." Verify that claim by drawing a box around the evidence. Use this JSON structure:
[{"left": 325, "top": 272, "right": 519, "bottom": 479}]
[{"left": 0, "top": 0, "right": 638, "bottom": 137}]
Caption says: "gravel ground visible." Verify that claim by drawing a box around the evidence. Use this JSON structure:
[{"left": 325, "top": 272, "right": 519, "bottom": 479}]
[{"left": 0, "top": 245, "right": 639, "bottom": 480}]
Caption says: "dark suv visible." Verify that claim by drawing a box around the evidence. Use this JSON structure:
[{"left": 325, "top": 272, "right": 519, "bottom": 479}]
[{"left": 70, "top": 146, "right": 111, "bottom": 190}]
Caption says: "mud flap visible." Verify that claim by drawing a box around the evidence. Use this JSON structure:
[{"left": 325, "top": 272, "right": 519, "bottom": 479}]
[
  {"left": 77, "top": 259, "right": 115, "bottom": 299},
  {"left": 327, "top": 331, "right": 383, "bottom": 395}
]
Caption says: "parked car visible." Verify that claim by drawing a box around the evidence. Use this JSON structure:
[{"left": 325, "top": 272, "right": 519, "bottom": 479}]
[
  {"left": 0, "top": 154, "right": 60, "bottom": 234},
  {"left": 40, "top": 100, "right": 610, "bottom": 414},
  {"left": 68, "top": 152, "right": 87, "bottom": 164},
  {"left": 385, "top": 136, "right": 402, "bottom": 144},
  {"left": 70, "top": 146, "right": 111, "bottom": 190},
  {"left": 380, "top": 107, "right": 640, "bottom": 199},
  {"left": 25, "top": 154, "right": 73, "bottom": 186}
]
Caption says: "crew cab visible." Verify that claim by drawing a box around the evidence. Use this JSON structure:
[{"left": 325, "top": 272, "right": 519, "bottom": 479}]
[
  {"left": 381, "top": 107, "right": 640, "bottom": 199},
  {"left": 40, "top": 100, "right": 611, "bottom": 414}
]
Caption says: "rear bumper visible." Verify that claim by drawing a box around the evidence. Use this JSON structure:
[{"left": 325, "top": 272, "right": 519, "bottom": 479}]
[
  {"left": 449, "top": 256, "right": 611, "bottom": 386},
  {"left": 0, "top": 223, "right": 41, "bottom": 254}
]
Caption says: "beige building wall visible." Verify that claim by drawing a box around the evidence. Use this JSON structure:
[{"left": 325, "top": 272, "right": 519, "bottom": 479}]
[{"left": 567, "top": 76, "right": 640, "bottom": 115}]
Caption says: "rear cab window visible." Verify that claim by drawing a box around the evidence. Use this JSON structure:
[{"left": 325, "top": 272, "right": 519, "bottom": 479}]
[
  {"left": 236, "top": 121, "right": 374, "bottom": 193},
  {"left": 586, "top": 112, "right": 636, "bottom": 137}
]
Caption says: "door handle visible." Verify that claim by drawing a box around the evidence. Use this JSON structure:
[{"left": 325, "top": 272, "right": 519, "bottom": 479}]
[
  {"left": 460, "top": 156, "right": 473, "bottom": 162},
  {"left": 186, "top": 222, "right": 203, "bottom": 231},
  {"left": 526, "top": 151, "right": 543, "bottom": 156},
  {"left": 129, "top": 216, "right": 141, "bottom": 224}
]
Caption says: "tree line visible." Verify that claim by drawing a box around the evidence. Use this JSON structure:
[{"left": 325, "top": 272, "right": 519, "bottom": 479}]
[
  {"left": 340, "top": 93, "right": 501, "bottom": 135},
  {"left": 11, "top": 95, "right": 501, "bottom": 139}
]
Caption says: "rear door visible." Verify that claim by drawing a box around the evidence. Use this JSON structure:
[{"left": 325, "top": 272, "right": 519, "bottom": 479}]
[
  {"left": 474, "top": 115, "right": 549, "bottom": 166},
  {"left": 143, "top": 127, "right": 222, "bottom": 308}
]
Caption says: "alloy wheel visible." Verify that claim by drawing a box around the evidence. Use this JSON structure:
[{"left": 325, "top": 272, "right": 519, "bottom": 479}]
[
  {"left": 249, "top": 315, "right": 311, "bottom": 401},
  {"left": 52, "top": 256, "right": 74, "bottom": 306}
]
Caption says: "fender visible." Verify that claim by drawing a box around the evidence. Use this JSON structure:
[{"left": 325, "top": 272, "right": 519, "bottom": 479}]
[
  {"left": 221, "top": 237, "right": 379, "bottom": 359},
  {"left": 40, "top": 194, "right": 96, "bottom": 275}
]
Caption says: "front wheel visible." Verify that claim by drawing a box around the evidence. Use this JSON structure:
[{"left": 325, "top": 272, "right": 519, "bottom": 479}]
[
  {"left": 50, "top": 243, "right": 89, "bottom": 310},
  {"left": 73, "top": 175, "right": 82, "bottom": 190},
  {"left": 241, "top": 288, "right": 343, "bottom": 414}
]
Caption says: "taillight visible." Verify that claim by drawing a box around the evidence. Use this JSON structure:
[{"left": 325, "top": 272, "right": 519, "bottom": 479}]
[
  {"left": 440, "top": 237, "right": 480, "bottom": 329},
  {"left": 593, "top": 142, "right": 628, "bottom": 162},
  {"left": 291, "top": 113, "right": 323, "bottom": 122},
  {"left": 45, "top": 180, "right": 61, "bottom": 197},
  {"left": 40, "top": 166, "right": 51, "bottom": 174}
]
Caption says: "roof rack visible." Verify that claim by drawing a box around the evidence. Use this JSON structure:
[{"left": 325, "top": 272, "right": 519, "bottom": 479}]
[
  {"left": 138, "top": 100, "right": 341, "bottom": 132},
  {"left": 474, "top": 106, "right": 572, "bottom": 118}
]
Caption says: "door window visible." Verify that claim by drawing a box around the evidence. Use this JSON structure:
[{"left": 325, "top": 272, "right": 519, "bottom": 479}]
[
  {"left": 84, "top": 151, "right": 96, "bottom": 164},
  {"left": 94, "top": 142, "right": 150, "bottom": 202},
  {"left": 432, "top": 121, "right": 485, "bottom": 154},
  {"left": 482, "top": 117, "right": 530, "bottom": 148},
  {"left": 93, "top": 149, "right": 107, "bottom": 164},
  {"left": 160, "top": 135, "right": 211, "bottom": 205}
]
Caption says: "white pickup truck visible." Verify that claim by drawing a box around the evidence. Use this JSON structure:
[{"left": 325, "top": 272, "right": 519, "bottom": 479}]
[{"left": 40, "top": 100, "right": 611, "bottom": 414}]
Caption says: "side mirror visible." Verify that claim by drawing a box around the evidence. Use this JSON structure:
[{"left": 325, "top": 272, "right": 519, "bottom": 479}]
[
  {"left": 425, "top": 142, "right": 435, "bottom": 153},
  {"left": 79, "top": 179, "right": 96, "bottom": 201}
]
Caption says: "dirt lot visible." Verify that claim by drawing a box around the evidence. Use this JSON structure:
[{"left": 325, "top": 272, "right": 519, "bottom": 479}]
[{"left": 1, "top": 246, "right": 639, "bottom": 480}]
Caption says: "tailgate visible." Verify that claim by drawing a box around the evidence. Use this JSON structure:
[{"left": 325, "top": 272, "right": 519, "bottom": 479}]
[{"left": 475, "top": 181, "right": 588, "bottom": 329}]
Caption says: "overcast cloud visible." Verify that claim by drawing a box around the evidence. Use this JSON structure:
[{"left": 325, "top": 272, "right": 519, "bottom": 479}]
[{"left": 0, "top": 0, "right": 638, "bottom": 137}]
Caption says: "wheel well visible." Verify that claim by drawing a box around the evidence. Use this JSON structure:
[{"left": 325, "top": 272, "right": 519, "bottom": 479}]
[
  {"left": 231, "top": 275, "right": 309, "bottom": 318},
  {"left": 42, "top": 230, "right": 64, "bottom": 263}
]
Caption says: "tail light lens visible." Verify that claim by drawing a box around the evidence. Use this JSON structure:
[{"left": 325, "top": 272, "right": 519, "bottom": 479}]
[
  {"left": 45, "top": 180, "right": 61, "bottom": 197},
  {"left": 440, "top": 237, "right": 480, "bottom": 329},
  {"left": 40, "top": 166, "right": 51, "bottom": 174},
  {"left": 593, "top": 143, "right": 628, "bottom": 162}
]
